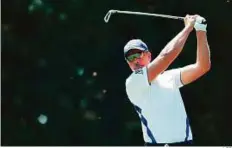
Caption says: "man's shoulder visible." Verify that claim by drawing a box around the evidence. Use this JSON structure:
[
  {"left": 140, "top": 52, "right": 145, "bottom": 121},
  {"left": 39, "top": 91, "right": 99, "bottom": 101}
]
[
  {"left": 125, "top": 67, "right": 150, "bottom": 89},
  {"left": 125, "top": 72, "right": 134, "bottom": 86}
]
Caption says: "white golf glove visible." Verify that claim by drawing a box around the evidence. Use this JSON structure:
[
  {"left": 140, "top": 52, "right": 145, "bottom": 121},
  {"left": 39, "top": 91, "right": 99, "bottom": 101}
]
[{"left": 194, "top": 16, "right": 207, "bottom": 32}]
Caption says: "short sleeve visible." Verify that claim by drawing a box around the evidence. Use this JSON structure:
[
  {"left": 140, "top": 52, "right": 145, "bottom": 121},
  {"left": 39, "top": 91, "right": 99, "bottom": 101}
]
[
  {"left": 125, "top": 67, "right": 150, "bottom": 101},
  {"left": 162, "top": 68, "right": 184, "bottom": 88}
]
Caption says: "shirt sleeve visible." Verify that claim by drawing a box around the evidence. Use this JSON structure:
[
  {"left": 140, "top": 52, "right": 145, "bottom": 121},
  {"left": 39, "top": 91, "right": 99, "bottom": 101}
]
[
  {"left": 162, "top": 68, "right": 184, "bottom": 88},
  {"left": 125, "top": 67, "right": 150, "bottom": 102}
]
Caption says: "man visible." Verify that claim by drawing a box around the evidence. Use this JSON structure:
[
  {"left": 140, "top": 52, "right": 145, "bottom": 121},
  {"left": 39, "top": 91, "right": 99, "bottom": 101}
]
[{"left": 124, "top": 14, "right": 211, "bottom": 146}]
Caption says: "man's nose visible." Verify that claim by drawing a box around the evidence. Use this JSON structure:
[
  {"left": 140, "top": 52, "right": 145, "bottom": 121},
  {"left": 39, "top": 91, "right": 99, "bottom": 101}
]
[
  {"left": 133, "top": 58, "right": 138, "bottom": 62},
  {"left": 133, "top": 58, "right": 140, "bottom": 64}
]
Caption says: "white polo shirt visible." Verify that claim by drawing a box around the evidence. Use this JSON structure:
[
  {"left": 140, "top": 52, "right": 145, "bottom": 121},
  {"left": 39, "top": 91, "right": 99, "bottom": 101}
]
[{"left": 125, "top": 67, "right": 193, "bottom": 143}]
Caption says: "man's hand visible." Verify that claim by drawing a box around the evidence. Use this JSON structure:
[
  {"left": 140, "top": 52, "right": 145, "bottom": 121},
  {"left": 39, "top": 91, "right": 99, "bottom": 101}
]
[
  {"left": 184, "top": 15, "right": 197, "bottom": 31},
  {"left": 194, "top": 15, "right": 207, "bottom": 32}
]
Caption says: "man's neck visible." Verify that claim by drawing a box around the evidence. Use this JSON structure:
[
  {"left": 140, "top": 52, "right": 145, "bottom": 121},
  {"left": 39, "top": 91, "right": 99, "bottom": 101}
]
[{"left": 133, "top": 64, "right": 144, "bottom": 71}]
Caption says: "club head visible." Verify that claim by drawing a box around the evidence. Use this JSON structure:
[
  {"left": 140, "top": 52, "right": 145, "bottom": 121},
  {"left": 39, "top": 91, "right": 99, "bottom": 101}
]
[{"left": 104, "top": 9, "right": 117, "bottom": 23}]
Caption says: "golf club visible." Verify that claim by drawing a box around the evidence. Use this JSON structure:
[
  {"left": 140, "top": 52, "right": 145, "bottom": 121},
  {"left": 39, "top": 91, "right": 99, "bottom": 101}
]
[{"left": 104, "top": 10, "right": 185, "bottom": 23}]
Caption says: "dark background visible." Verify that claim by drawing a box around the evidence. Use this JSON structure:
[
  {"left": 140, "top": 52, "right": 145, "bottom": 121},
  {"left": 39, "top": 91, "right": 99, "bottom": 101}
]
[{"left": 1, "top": 0, "right": 232, "bottom": 146}]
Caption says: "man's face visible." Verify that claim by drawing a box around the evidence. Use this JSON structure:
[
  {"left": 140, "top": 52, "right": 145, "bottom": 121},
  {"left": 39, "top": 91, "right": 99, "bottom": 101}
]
[{"left": 125, "top": 49, "right": 151, "bottom": 70}]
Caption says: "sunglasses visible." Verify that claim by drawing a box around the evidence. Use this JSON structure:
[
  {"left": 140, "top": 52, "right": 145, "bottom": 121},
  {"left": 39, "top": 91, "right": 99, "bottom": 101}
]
[{"left": 126, "top": 51, "right": 144, "bottom": 62}]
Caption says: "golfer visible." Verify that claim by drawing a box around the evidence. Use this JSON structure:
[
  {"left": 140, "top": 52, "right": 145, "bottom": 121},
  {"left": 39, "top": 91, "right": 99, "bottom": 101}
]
[{"left": 125, "top": 14, "right": 211, "bottom": 146}]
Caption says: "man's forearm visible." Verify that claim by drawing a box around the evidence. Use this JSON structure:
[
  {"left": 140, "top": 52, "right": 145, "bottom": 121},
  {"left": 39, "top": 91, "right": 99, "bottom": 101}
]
[
  {"left": 159, "top": 26, "right": 192, "bottom": 59},
  {"left": 147, "top": 26, "right": 192, "bottom": 81},
  {"left": 196, "top": 31, "right": 211, "bottom": 71},
  {"left": 146, "top": 15, "right": 195, "bottom": 82}
]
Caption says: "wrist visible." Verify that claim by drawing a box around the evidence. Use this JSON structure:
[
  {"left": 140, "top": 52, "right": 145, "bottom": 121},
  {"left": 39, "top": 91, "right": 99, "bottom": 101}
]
[
  {"left": 196, "top": 31, "right": 207, "bottom": 35},
  {"left": 196, "top": 31, "right": 207, "bottom": 38},
  {"left": 184, "top": 25, "right": 193, "bottom": 33}
]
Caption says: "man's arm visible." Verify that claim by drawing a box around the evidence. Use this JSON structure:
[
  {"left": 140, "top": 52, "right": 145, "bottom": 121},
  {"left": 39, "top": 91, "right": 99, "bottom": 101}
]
[
  {"left": 181, "top": 30, "right": 211, "bottom": 85},
  {"left": 147, "top": 15, "right": 195, "bottom": 83}
]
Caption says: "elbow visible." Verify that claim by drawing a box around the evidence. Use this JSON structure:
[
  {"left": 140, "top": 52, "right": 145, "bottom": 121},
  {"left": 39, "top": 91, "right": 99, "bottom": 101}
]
[
  {"left": 196, "top": 61, "right": 211, "bottom": 74},
  {"left": 205, "top": 61, "right": 211, "bottom": 72},
  {"left": 207, "top": 62, "right": 211, "bottom": 71},
  {"left": 201, "top": 62, "right": 211, "bottom": 73}
]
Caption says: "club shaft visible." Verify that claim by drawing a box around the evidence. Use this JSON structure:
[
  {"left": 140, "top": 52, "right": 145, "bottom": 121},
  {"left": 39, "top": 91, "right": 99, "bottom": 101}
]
[{"left": 114, "top": 10, "right": 184, "bottom": 20}]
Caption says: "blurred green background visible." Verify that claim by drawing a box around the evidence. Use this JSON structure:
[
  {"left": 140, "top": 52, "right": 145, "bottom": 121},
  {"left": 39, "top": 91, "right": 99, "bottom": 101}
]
[{"left": 1, "top": 0, "right": 232, "bottom": 146}]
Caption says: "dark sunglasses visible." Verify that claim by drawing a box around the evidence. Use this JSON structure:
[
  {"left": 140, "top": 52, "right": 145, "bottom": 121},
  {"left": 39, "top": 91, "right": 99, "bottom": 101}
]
[{"left": 126, "top": 51, "right": 143, "bottom": 62}]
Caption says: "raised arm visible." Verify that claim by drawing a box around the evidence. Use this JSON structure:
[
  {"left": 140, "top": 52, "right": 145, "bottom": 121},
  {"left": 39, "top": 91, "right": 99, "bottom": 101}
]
[
  {"left": 147, "top": 15, "right": 196, "bottom": 83},
  {"left": 180, "top": 16, "right": 211, "bottom": 85}
]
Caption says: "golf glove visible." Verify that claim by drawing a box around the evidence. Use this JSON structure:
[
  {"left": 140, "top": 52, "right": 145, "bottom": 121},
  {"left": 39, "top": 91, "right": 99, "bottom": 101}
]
[{"left": 194, "top": 16, "right": 207, "bottom": 32}]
